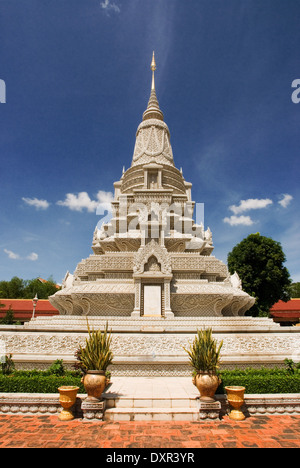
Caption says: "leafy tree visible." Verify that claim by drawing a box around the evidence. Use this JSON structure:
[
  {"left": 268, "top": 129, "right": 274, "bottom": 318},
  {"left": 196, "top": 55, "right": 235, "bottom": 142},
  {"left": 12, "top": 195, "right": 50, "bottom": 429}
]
[
  {"left": 227, "top": 233, "right": 291, "bottom": 317},
  {"left": 289, "top": 282, "right": 300, "bottom": 298},
  {"left": 0, "top": 276, "right": 60, "bottom": 299},
  {"left": 0, "top": 276, "right": 25, "bottom": 299},
  {"left": 23, "top": 278, "right": 59, "bottom": 299},
  {"left": 0, "top": 282, "right": 9, "bottom": 298}
]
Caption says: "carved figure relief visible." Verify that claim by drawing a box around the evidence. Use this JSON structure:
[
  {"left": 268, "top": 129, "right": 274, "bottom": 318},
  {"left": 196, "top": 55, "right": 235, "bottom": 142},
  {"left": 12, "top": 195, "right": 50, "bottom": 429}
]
[
  {"left": 134, "top": 240, "right": 171, "bottom": 275},
  {"left": 144, "top": 255, "right": 161, "bottom": 272}
]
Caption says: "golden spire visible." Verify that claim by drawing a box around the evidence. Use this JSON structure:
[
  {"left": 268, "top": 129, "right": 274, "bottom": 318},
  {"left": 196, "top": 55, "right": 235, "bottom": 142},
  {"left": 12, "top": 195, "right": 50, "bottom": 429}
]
[{"left": 143, "top": 51, "right": 164, "bottom": 121}]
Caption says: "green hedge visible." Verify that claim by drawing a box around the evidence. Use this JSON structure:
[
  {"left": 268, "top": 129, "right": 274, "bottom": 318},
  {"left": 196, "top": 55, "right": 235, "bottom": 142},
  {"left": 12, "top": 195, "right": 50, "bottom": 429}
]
[
  {"left": 217, "top": 370, "right": 300, "bottom": 394},
  {"left": 0, "top": 368, "right": 299, "bottom": 394},
  {"left": 0, "top": 374, "right": 84, "bottom": 393}
]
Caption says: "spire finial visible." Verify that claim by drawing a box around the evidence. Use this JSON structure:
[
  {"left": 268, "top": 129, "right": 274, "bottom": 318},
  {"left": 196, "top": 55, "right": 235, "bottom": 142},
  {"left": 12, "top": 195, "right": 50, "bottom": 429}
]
[
  {"left": 151, "top": 51, "right": 156, "bottom": 90},
  {"left": 143, "top": 51, "right": 164, "bottom": 121},
  {"left": 151, "top": 51, "right": 156, "bottom": 71}
]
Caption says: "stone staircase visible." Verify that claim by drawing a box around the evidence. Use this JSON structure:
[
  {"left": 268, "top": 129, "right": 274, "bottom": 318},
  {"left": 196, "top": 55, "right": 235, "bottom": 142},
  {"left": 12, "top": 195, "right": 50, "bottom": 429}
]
[
  {"left": 104, "top": 395, "right": 200, "bottom": 422},
  {"left": 102, "top": 376, "right": 201, "bottom": 421}
]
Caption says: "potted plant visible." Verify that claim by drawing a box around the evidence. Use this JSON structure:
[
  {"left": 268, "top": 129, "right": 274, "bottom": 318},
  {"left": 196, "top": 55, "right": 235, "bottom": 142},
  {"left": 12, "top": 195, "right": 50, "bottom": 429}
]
[
  {"left": 75, "top": 320, "right": 113, "bottom": 401},
  {"left": 184, "top": 328, "right": 223, "bottom": 401}
]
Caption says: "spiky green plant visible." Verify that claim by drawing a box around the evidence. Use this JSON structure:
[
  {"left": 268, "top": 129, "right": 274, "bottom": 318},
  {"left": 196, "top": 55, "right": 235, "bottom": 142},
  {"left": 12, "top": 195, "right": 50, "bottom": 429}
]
[
  {"left": 76, "top": 320, "right": 113, "bottom": 372},
  {"left": 184, "top": 328, "right": 223, "bottom": 374}
]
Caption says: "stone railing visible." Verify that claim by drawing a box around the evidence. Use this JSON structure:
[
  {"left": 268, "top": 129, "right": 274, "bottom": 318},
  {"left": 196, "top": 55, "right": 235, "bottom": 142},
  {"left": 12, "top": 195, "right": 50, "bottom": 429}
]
[{"left": 0, "top": 393, "right": 299, "bottom": 420}]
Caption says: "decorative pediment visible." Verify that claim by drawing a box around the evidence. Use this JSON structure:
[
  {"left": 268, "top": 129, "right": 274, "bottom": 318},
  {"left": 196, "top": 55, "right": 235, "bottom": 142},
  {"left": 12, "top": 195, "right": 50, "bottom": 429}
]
[{"left": 133, "top": 239, "right": 171, "bottom": 275}]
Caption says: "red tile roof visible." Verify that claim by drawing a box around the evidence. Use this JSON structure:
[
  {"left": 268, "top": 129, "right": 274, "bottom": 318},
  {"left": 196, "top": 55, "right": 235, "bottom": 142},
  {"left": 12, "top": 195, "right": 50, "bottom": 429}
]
[
  {"left": 0, "top": 299, "right": 59, "bottom": 321},
  {"left": 270, "top": 299, "right": 300, "bottom": 312},
  {"left": 270, "top": 299, "right": 300, "bottom": 324}
]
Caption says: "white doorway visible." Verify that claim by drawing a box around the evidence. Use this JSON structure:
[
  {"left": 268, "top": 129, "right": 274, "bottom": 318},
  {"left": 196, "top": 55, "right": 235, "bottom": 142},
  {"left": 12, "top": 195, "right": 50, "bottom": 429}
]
[{"left": 143, "top": 285, "right": 161, "bottom": 316}]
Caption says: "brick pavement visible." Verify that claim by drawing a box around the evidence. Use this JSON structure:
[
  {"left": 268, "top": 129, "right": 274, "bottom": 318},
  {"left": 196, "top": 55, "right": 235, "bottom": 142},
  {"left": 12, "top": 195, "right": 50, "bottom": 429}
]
[{"left": 0, "top": 414, "right": 299, "bottom": 448}]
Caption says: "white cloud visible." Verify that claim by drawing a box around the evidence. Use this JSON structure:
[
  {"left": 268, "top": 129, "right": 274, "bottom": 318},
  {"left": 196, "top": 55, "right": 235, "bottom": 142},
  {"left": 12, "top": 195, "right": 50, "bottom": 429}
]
[
  {"left": 278, "top": 194, "right": 293, "bottom": 208},
  {"left": 229, "top": 198, "right": 273, "bottom": 215},
  {"left": 22, "top": 197, "right": 50, "bottom": 210},
  {"left": 4, "top": 249, "right": 20, "bottom": 260},
  {"left": 100, "top": 0, "right": 120, "bottom": 14},
  {"left": 96, "top": 190, "right": 114, "bottom": 204},
  {"left": 223, "top": 215, "right": 254, "bottom": 226},
  {"left": 57, "top": 192, "right": 96, "bottom": 212},
  {"left": 57, "top": 190, "right": 113, "bottom": 213},
  {"left": 27, "top": 252, "right": 38, "bottom": 261},
  {"left": 4, "top": 249, "right": 38, "bottom": 261}
]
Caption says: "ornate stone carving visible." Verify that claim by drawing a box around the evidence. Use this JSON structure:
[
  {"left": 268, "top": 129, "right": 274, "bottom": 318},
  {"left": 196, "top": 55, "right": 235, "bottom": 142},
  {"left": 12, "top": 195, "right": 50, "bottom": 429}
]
[
  {"left": 5, "top": 328, "right": 299, "bottom": 356},
  {"left": 1, "top": 323, "right": 300, "bottom": 378},
  {"left": 230, "top": 271, "right": 242, "bottom": 289},
  {"left": 132, "top": 119, "right": 174, "bottom": 167},
  {"left": 0, "top": 392, "right": 299, "bottom": 417},
  {"left": 81, "top": 399, "right": 106, "bottom": 420},
  {"left": 133, "top": 240, "right": 171, "bottom": 275}
]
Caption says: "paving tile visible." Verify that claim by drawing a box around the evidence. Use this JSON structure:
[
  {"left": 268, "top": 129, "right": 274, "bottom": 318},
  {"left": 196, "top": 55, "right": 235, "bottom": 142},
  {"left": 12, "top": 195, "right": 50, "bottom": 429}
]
[{"left": 0, "top": 414, "right": 299, "bottom": 448}]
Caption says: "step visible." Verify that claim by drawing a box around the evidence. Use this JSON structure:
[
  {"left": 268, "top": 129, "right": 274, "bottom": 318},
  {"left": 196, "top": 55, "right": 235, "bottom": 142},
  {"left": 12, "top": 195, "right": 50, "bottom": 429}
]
[
  {"left": 103, "top": 396, "right": 199, "bottom": 421},
  {"left": 104, "top": 396, "right": 198, "bottom": 409},
  {"left": 101, "top": 376, "right": 201, "bottom": 420},
  {"left": 104, "top": 407, "right": 199, "bottom": 422}
]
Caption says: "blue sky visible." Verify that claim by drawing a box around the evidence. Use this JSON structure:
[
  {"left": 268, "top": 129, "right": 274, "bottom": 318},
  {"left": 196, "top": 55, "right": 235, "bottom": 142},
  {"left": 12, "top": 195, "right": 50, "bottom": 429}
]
[{"left": 0, "top": 0, "right": 299, "bottom": 284}]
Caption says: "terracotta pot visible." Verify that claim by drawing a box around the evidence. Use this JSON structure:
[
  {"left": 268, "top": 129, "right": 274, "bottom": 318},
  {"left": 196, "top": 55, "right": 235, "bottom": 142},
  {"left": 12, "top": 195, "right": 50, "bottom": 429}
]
[
  {"left": 195, "top": 372, "right": 221, "bottom": 402},
  {"left": 83, "top": 370, "right": 106, "bottom": 401},
  {"left": 58, "top": 386, "right": 79, "bottom": 421},
  {"left": 225, "top": 386, "right": 246, "bottom": 421}
]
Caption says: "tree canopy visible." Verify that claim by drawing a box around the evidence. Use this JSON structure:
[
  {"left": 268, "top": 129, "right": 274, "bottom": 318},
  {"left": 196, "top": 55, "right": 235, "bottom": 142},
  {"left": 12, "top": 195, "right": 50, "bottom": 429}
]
[
  {"left": 0, "top": 276, "right": 60, "bottom": 300},
  {"left": 227, "top": 233, "right": 291, "bottom": 317},
  {"left": 290, "top": 282, "right": 300, "bottom": 298}
]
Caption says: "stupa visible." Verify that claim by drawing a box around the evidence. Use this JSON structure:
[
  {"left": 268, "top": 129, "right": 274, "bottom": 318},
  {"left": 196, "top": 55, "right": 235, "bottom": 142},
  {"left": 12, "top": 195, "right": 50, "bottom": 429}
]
[
  {"left": 49, "top": 53, "right": 255, "bottom": 318},
  {"left": 1, "top": 55, "right": 299, "bottom": 378}
]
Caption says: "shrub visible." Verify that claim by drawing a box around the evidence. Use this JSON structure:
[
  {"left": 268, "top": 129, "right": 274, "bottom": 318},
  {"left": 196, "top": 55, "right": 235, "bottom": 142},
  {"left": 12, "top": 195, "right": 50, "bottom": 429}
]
[
  {"left": 0, "top": 374, "right": 84, "bottom": 393},
  {"left": 0, "top": 358, "right": 83, "bottom": 392},
  {"left": 47, "top": 359, "right": 65, "bottom": 376},
  {"left": 1, "top": 307, "right": 15, "bottom": 325},
  {"left": 216, "top": 368, "right": 300, "bottom": 394},
  {"left": 1, "top": 354, "right": 15, "bottom": 375},
  {"left": 0, "top": 361, "right": 299, "bottom": 395}
]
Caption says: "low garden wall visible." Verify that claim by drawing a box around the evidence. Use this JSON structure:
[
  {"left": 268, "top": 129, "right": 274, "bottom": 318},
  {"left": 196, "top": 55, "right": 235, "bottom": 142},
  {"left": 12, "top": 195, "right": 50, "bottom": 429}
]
[{"left": 0, "top": 392, "right": 299, "bottom": 418}]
